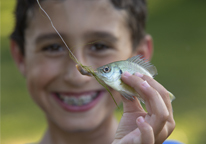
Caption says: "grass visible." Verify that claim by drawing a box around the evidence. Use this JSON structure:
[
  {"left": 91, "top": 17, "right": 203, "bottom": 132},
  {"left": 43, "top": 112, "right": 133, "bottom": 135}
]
[{"left": 1, "top": 0, "right": 206, "bottom": 144}]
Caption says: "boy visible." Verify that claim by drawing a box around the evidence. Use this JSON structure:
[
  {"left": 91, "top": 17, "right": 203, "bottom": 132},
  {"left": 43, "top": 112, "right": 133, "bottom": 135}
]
[{"left": 10, "top": 0, "right": 177, "bottom": 143}]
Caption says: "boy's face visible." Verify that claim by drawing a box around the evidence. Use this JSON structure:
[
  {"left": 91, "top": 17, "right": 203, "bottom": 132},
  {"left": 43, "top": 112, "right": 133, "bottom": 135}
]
[{"left": 18, "top": 0, "right": 149, "bottom": 132}]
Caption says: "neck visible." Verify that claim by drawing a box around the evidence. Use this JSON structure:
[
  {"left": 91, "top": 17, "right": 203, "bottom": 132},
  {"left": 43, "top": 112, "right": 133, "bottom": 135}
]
[{"left": 40, "top": 113, "right": 118, "bottom": 144}]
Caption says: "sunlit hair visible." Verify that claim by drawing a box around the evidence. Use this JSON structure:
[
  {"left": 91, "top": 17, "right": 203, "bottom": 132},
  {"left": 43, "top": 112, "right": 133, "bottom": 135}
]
[{"left": 10, "top": 0, "right": 147, "bottom": 55}]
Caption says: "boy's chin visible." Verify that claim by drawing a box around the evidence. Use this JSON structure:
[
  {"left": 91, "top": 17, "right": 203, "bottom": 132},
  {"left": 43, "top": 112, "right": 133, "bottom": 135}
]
[
  {"left": 61, "top": 124, "right": 99, "bottom": 133},
  {"left": 51, "top": 114, "right": 106, "bottom": 133}
]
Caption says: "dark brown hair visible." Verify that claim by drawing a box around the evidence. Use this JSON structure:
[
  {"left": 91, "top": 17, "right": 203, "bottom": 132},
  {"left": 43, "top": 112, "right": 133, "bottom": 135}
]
[
  {"left": 10, "top": 0, "right": 147, "bottom": 55},
  {"left": 111, "top": 0, "right": 147, "bottom": 49}
]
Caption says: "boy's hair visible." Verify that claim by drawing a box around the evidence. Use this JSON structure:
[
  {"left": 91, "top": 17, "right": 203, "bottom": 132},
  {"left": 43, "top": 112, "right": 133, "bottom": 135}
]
[{"left": 10, "top": 0, "right": 147, "bottom": 55}]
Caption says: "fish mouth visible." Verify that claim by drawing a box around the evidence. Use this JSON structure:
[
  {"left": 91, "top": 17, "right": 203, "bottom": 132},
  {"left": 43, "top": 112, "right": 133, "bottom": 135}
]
[
  {"left": 94, "top": 71, "right": 106, "bottom": 78},
  {"left": 53, "top": 90, "right": 105, "bottom": 112}
]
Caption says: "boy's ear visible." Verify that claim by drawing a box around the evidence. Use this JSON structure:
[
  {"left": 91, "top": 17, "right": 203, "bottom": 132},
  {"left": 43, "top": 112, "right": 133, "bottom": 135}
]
[
  {"left": 10, "top": 40, "right": 26, "bottom": 77},
  {"left": 134, "top": 34, "right": 153, "bottom": 61}
]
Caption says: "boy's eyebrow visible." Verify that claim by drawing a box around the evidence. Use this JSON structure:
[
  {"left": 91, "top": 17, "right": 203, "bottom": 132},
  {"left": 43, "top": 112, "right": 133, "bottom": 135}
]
[
  {"left": 35, "top": 33, "right": 66, "bottom": 44},
  {"left": 35, "top": 32, "right": 117, "bottom": 44},
  {"left": 84, "top": 31, "right": 118, "bottom": 42}
]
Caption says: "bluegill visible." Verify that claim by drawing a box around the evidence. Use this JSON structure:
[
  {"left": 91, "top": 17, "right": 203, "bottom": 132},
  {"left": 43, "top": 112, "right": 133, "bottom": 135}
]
[{"left": 76, "top": 55, "right": 175, "bottom": 103}]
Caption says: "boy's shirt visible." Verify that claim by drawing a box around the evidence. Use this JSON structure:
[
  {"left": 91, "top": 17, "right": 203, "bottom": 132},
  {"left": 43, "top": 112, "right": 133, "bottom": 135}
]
[{"left": 163, "top": 140, "right": 183, "bottom": 144}]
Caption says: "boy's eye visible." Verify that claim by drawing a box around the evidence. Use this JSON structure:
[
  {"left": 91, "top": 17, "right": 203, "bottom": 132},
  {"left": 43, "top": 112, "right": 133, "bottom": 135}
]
[
  {"left": 89, "top": 43, "right": 110, "bottom": 52},
  {"left": 42, "top": 44, "right": 65, "bottom": 53}
]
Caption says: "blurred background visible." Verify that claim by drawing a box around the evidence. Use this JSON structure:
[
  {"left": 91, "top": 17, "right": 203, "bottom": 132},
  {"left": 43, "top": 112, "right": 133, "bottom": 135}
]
[{"left": 1, "top": 0, "right": 206, "bottom": 144}]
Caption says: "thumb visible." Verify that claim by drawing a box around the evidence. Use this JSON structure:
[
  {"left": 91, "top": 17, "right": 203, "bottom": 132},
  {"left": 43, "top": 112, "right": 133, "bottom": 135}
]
[{"left": 134, "top": 116, "right": 154, "bottom": 144}]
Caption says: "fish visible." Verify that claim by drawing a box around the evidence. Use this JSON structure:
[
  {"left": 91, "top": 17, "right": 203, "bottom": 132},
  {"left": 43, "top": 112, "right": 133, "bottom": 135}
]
[{"left": 76, "top": 55, "right": 175, "bottom": 103}]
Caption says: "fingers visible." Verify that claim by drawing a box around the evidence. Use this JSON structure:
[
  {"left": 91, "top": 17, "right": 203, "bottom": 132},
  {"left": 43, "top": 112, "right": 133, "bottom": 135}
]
[
  {"left": 134, "top": 116, "right": 154, "bottom": 144},
  {"left": 121, "top": 72, "right": 170, "bottom": 136},
  {"left": 141, "top": 75, "right": 174, "bottom": 121},
  {"left": 119, "top": 116, "right": 154, "bottom": 144},
  {"left": 120, "top": 72, "right": 145, "bottom": 114},
  {"left": 140, "top": 74, "right": 175, "bottom": 137}
]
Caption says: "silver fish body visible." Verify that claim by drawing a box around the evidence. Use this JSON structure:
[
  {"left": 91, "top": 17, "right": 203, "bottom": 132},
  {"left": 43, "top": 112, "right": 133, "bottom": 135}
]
[{"left": 95, "top": 55, "right": 175, "bottom": 102}]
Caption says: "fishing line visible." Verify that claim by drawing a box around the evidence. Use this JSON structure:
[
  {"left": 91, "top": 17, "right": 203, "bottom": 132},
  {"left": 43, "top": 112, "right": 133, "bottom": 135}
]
[
  {"left": 36, "top": 0, "right": 79, "bottom": 65},
  {"left": 36, "top": 0, "right": 121, "bottom": 112}
]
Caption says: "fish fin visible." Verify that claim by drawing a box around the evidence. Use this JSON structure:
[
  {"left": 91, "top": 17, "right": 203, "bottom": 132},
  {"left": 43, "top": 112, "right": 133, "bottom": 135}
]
[
  {"left": 134, "top": 93, "right": 145, "bottom": 104},
  {"left": 168, "top": 91, "right": 175, "bottom": 102},
  {"left": 127, "top": 55, "right": 158, "bottom": 77},
  {"left": 119, "top": 91, "right": 134, "bottom": 101},
  {"left": 120, "top": 91, "right": 146, "bottom": 104}
]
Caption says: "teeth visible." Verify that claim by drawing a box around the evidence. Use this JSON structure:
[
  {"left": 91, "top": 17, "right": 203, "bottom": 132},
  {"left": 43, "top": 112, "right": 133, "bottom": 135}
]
[
  {"left": 58, "top": 92, "right": 99, "bottom": 106},
  {"left": 64, "top": 97, "right": 76, "bottom": 105},
  {"left": 81, "top": 95, "right": 93, "bottom": 104},
  {"left": 78, "top": 97, "right": 83, "bottom": 106}
]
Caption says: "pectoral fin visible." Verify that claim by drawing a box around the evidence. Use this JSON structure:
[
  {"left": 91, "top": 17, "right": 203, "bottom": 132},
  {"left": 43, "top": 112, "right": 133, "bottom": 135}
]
[
  {"left": 120, "top": 91, "right": 146, "bottom": 104},
  {"left": 119, "top": 91, "right": 134, "bottom": 101}
]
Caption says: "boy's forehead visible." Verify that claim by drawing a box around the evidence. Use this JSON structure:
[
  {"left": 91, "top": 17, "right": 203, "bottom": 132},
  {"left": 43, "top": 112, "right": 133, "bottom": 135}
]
[{"left": 26, "top": 0, "right": 128, "bottom": 38}]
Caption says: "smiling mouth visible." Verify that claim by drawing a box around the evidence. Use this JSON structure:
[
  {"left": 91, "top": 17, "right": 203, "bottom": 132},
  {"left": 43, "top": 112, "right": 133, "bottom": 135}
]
[{"left": 55, "top": 91, "right": 100, "bottom": 106}]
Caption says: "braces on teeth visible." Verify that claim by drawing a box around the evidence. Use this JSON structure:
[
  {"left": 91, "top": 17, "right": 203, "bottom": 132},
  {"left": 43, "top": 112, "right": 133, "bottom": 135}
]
[{"left": 57, "top": 93, "right": 98, "bottom": 106}]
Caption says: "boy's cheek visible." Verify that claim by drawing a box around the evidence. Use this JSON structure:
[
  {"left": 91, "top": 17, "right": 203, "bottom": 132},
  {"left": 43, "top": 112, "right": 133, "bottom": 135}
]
[
  {"left": 25, "top": 63, "right": 60, "bottom": 112},
  {"left": 25, "top": 60, "right": 60, "bottom": 90}
]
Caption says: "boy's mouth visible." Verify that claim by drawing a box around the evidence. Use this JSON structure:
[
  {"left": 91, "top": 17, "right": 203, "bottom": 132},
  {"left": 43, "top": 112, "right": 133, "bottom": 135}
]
[
  {"left": 53, "top": 90, "right": 105, "bottom": 112},
  {"left": 56, "top": 91, "right": 99, "bottom": 106}
]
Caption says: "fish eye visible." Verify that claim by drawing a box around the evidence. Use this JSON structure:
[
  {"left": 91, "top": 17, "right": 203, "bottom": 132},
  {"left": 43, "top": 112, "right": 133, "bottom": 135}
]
[{"left": 103, "top": 66, "right": 111, "bottom": 73}]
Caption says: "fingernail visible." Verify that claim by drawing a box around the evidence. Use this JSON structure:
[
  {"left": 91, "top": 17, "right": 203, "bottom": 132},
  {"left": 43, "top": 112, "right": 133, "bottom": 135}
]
[
  {"left": 142, "top": 80, "right": 150, "bottom": 88},
  {"left": 137, "top": 116, "right": 145, "bottom": 123},
  {"left": 123, "top": 71, "right": 132, "bottom": 78},
  {"left": 134, "top": 72, "right": 143, "bottom": 78}
]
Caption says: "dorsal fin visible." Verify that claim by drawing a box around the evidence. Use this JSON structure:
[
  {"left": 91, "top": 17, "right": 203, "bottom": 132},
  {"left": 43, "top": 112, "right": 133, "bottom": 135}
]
[{"left": 127, "top": 55, "right": 158, "bottom": 77}]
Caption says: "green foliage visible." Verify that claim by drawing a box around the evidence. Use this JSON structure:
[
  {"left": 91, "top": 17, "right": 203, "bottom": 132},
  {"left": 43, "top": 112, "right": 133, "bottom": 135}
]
[{"left": 1, "top": 0, "right": 206, "bottom": 144}]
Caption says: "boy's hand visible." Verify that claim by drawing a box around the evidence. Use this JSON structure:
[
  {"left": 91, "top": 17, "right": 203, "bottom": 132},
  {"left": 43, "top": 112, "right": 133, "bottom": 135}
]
[
  {"left": 112, "top": 72, "right": 175, "bottom": 144},
  {"left": 112, "top": 115, "right": 154, "bottom": 144}
]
